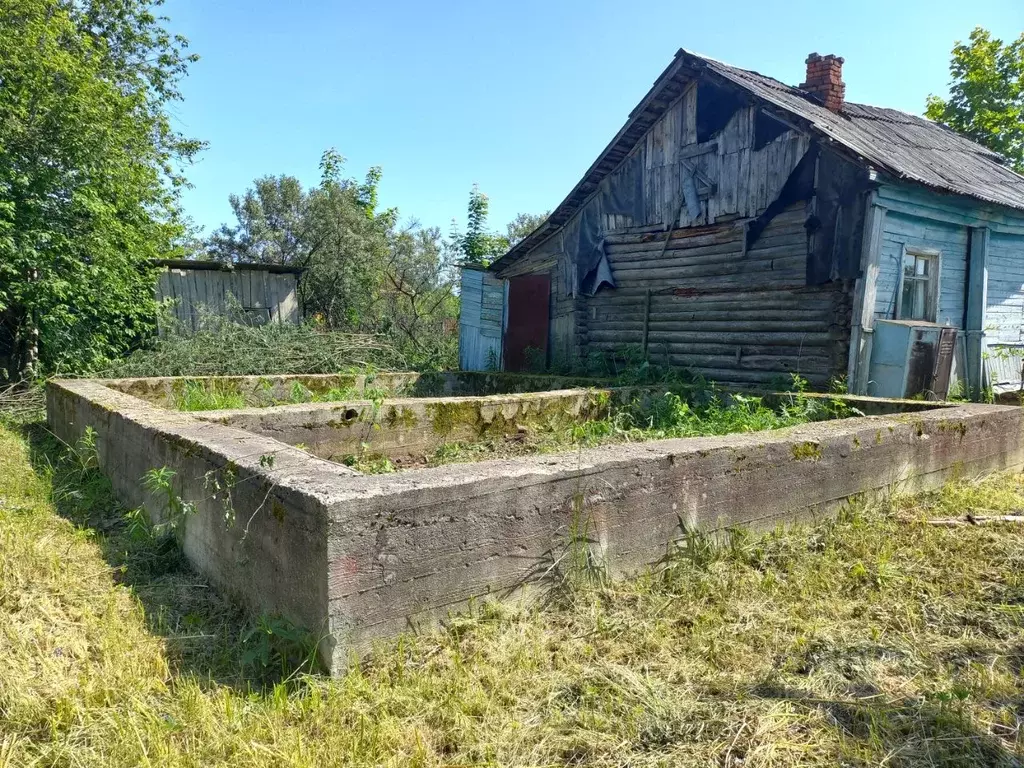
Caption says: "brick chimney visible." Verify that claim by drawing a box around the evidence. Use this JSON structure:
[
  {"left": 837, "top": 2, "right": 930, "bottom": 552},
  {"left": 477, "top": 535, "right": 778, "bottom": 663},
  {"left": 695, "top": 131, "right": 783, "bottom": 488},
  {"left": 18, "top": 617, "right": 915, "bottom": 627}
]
[{"left": 801, "top": 53, "right": 845, "bottom": 112}]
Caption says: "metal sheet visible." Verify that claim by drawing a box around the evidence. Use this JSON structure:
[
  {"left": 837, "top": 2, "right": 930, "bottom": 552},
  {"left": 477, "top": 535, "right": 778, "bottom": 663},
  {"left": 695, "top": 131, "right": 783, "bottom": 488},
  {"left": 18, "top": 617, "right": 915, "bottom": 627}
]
[
  {"left": 459, "top": 269, "right": 506, "bottom": 371},
  {"left": 503, "top": 274, "right": 550, "bottom": 372}
]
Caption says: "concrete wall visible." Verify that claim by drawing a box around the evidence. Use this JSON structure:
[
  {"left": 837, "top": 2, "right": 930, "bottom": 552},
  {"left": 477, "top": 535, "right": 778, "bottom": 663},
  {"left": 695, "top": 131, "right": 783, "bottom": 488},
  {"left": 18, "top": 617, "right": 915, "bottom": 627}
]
[
  {"left": 48, "top": 376, "right": 1024, "bottom": 675},
  {"left": 47, "top": 380, "right": 348, "bottom": 658},
  {"left": 194, "top": 389, "right": 623, "bottom": 463},
  {"left": 104, "top": 371, "right": 617, "bottom": 409},
  {"left": 323, "top": 402, "right": 1024, "bottom": 668}
]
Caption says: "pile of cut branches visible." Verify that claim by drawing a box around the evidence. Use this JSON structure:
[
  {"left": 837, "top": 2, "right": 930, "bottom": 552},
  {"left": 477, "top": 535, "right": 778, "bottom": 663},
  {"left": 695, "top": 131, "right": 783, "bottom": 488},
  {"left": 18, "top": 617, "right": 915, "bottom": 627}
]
[
  {"left": 103, "top": 322, "right": 407, "bottom": 378},
  {"left": 0, "top": 381, "right": 45, "bottom": 425}
]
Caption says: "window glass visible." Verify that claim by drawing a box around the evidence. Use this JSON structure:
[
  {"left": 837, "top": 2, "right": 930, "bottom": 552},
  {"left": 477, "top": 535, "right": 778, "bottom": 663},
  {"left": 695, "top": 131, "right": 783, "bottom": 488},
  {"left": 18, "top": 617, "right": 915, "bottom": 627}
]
[{"left": 899, "top": 251, "right": 937, "bottom": 322}]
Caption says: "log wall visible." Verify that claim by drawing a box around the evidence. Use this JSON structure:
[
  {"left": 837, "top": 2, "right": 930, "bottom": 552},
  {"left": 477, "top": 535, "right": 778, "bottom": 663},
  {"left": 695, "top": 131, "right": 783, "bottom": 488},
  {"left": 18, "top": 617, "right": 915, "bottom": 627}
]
[
  {"left": 586, "top": 203, "right": 852, "bottom": 387},
  {"left": 495, "top": 75, "right": 856, "bottom": 387}
]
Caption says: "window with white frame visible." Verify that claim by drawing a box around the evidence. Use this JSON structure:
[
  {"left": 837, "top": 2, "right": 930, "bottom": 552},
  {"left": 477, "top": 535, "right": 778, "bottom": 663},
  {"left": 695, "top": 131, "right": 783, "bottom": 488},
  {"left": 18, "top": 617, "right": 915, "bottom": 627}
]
[{"left": 898, "top": 248, "right": 939, "bottom": 322}]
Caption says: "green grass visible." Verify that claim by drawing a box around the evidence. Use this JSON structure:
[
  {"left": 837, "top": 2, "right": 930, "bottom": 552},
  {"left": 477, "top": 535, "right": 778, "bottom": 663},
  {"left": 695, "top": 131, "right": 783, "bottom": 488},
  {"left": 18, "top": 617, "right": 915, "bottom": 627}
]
[
  {"left": 171, "top": 379, "right": 396, "bottom": 411},
  {"left": 3, "top": 420, "right": 1024, "bottom": 765},
  {"left": 347, "top": 389, "right": 857, "bottom": 474},
  {"left": 173, "top": 380, "right": 248, "bottom": 411}
]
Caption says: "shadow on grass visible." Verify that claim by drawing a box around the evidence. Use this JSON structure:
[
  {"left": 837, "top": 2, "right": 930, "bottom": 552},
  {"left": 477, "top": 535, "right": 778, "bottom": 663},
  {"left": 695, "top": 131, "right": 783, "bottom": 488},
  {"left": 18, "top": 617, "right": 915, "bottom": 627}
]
[
  {"left": 19, "top": 420, "right": 310, "bottom": 692},
  {"left": 749, "top": 682, "right": 1022, "bottom": 767}
]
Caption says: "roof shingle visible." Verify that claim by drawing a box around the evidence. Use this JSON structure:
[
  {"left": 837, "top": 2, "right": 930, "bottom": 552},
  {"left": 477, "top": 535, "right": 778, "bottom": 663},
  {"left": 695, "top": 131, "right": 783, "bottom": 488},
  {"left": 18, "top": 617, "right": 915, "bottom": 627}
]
[{"left": 701, "top": 52, "right": 1024, "bottom": 211}]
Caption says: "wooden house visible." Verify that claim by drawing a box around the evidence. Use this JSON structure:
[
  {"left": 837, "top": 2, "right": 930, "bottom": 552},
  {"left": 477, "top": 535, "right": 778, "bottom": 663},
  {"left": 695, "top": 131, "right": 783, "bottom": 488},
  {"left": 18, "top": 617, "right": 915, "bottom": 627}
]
[
  {"left": 152, "top": 259, "right": 303, "bottom": 332},
  {"left": 461, "top": 50, "right": 1024, "bottom": 397}
]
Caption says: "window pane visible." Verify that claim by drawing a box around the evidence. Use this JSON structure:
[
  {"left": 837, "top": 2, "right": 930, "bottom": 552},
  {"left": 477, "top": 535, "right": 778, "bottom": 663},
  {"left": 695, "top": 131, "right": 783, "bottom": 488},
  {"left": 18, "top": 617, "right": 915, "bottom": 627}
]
[
  {"left": 898, "top": 252, "right": 938, "bottom": 322},
  {"left": 902, "top": 281, "right": 916, "bottom": 319}
]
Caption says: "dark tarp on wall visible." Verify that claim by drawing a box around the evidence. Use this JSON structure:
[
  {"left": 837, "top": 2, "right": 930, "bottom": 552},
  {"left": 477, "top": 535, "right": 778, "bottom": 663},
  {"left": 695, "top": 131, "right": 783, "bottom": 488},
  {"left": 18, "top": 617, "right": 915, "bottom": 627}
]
[{"left": 560, "top": 151, "right": 646, "bottom": 297}]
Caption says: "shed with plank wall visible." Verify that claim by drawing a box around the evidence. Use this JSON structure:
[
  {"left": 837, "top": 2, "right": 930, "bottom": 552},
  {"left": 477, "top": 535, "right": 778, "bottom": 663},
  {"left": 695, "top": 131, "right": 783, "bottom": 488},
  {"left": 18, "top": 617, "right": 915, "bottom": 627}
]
[{"left": 153, "top": 261, "right": 302, "bottom": 333}]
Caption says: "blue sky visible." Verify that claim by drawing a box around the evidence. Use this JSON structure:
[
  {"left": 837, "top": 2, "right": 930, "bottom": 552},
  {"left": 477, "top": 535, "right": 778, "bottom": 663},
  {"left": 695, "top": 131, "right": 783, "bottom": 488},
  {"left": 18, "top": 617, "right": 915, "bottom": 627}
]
[{"left": 165, "top": 0, "right": 1023, "bottom": 239}]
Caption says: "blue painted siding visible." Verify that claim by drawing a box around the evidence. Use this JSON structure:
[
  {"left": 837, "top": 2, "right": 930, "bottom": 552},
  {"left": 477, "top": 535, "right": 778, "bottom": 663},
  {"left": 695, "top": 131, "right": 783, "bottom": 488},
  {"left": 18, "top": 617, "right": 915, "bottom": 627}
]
[
  {"left": 875, "top": 182, "right": 1024, "bottom": 392},
  {"left": 872, "top": 210, "right": 968, "bottom": 327},
  {"left": 987, "top": 232, "right": 1024, "bottom": 346},
  {"left": 986, "top": 232, "right": 1024, "bottom": 390},
  {"left": 876, "top": 184, "right": 1024, "bottom": 235},
  {"left": 459, "top": 268, "right": 506, "bottom": 371}
]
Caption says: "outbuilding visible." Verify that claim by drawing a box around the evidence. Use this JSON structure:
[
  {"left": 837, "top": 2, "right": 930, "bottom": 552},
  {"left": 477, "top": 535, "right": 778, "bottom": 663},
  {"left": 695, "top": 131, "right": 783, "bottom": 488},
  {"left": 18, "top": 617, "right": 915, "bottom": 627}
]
[{"left": 152, "top": 259, "right": 303, "bottom": 332}]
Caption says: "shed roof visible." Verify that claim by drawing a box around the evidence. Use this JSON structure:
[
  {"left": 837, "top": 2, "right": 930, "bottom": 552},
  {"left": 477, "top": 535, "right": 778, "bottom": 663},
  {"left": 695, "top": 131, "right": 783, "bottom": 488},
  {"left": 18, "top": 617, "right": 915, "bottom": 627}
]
[
  {"left": 492, "top": 48, "right": 1024, "bottom": 271},
  {"left": 150, "top": 259, "right": 305, "bottom": 276}
]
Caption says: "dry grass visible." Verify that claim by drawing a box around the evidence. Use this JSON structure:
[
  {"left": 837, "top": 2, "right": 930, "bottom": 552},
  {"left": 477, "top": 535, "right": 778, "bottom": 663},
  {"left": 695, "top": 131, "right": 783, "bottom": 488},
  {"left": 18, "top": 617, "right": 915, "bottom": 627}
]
[{"left": 3, "top": 420, "right": 1024, "bottom": 766}]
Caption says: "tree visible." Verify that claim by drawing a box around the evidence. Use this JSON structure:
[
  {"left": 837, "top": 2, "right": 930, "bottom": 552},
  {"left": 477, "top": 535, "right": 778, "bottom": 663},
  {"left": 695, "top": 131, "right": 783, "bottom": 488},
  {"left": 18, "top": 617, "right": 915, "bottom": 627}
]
[
  {"left": 0, "top": 0, "right": 201, "bottom": 379},
  {"left": 301, "top": 151, "right": 395, "bottom": 330},
  {"left": 926, "top": 27, "right": 1024, "bottom": 173},
  {"left": 209, "top": 151, "right": 459, "bottom": 367},
  {"left": 209, "top": 150, "right": 395, "bottom": 330},
  {"left": 207, "top": 176, "right": 310, "bottom": 265},
  {"left": 378, "top": 222, "right": 459, "bottom": 367},
  {"left": 506, "top": 211, "right": 550, "bottom": 247},
  {"left": 446, "top": 184, "right": 509, "bottom": 266}
]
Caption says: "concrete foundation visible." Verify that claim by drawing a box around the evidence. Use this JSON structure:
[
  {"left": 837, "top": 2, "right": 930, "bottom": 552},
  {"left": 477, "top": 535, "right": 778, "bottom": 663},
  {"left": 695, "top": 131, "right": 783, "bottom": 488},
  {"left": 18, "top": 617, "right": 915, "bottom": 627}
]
[
  {"left": 192, "top": 388, "right": 633, "bottom": 463},
  {"left": 47, "top": 374, "right": 1024, "bottom": 674}
]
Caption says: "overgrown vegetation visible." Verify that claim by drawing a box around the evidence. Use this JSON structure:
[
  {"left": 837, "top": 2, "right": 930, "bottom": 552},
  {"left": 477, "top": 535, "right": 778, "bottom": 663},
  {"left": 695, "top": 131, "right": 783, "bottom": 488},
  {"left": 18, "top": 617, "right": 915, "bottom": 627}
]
[
  {"left": 344, "top": 374, "right": 859, "bottom": 474},
  {"left": 203, "top": 164, "right": 546, "bottom": 371},
  {"left": 4, "top": 419, "right": 1024, "bottom": 765},
  {"left": 0, "top": 0, "right": 202, "bottom": 380},
  {"left": 104, "top": 318, "right": 407, "bottom": 378},
  {"left": 170, "top": 376, "right": 394, "bottom": 412}
]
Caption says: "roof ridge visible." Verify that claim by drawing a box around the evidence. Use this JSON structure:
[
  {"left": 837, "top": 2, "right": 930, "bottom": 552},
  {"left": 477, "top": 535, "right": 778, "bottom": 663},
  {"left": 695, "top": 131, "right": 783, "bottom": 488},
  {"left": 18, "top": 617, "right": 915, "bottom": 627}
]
[{"left": 681, "top": 47, "right": 801, "bottom": 94}]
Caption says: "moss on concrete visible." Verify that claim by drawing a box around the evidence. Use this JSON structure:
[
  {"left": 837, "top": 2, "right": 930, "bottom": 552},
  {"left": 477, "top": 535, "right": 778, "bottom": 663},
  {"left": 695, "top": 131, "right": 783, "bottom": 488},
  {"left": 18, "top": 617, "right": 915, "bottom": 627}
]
[
  {"left": 791, "top": 441, "right": 822, "bottom": 461},
  {"left": 427, "top": 401, "right": 484, "bottom": 438},
  {"left": 384, "top": 406, "right": 419, "bottom": 430}
]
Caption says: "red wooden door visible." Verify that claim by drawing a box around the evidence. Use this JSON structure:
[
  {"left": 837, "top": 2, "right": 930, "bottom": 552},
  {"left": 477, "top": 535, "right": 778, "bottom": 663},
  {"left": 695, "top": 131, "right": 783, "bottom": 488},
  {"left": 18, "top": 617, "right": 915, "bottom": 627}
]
[{"left": 503, "top": 274, "right": 550, "bottom": 372}]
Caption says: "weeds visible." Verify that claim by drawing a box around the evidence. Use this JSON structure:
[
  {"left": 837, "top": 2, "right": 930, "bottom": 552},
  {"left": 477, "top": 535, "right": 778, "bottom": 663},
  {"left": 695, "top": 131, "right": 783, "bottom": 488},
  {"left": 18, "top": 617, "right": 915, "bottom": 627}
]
[
  {"left": 173, "top": 379, "right": 248, "bottom": 411},
  {"left": 239, "top": 613, "right": 320, "bottom": 681},
  {"left": 142, "top": 466, "right": 197, "bottom": 534},
  {"left": 171, "top": 378, "right": 397, "bottom": 411},
  {"left": 342, "top": 450, "right": 396, "bottom": 474},
  {"left": 412, "top": 378, "right": 849, "bottom": 471},
  {"left": 3, "top": 420, "right": 1024, "bottom": 764}
]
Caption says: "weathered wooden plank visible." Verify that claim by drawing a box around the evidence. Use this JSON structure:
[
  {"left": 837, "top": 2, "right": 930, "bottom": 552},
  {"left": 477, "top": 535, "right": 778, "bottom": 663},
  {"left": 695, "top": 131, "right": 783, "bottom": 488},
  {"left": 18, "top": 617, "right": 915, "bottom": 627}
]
[
  {"left": 268, "top": 275, "right": 283, "bottom": 323},
  {"left": 188, "top": 269, "right": 202, "bottom": 330},
  {"left": 591, "top": 318, "right": 828, "bottom": 333},
  {"left": 600, "top": 298, "right": 826, "bottom": 323},
  {"left": 736, "top": 148, "right": 752, "bottom": 218},
  {"left": 718, "top": 152, "right": 739, "bottom": 215},
  {"left": 587, "top": 329, "right": 832, "bottom": 345},
  {"left": 611, "top": 255, "right": 806, "bottom": 282},
  {"left": 608, "top": 241, "right": 804, "bottom": 270},
  {"left": 589, "top": 309, "right": 832, "bottom": 325},
  {"left": 679, "top": 141, "right": 717, "bottom": 159},
  {"left": 592, "top": 284, "right": 837, "bottom": 301},
  {"left": 602, "top": 341, "right": 833, "bottom": 357},
  {"left": 606, "top": 231, "right": 803, "bottom": 261},
  {"left": 171, "top": 271, "right": 186, "bottom": 325},
  {"left": 681, "top": 82, "right": 697, "bottom": 146}
]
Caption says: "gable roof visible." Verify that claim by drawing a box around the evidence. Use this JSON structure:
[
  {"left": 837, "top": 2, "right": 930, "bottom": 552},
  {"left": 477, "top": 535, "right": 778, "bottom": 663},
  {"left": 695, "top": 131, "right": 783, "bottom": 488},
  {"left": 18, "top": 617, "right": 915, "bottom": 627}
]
[{"left": 492, "top": 48, "right": 1024, "bottom": 271}]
